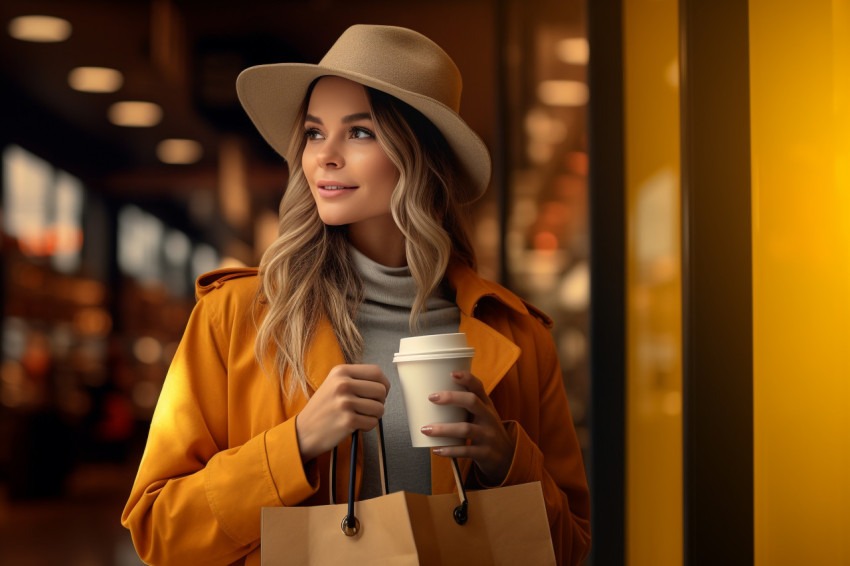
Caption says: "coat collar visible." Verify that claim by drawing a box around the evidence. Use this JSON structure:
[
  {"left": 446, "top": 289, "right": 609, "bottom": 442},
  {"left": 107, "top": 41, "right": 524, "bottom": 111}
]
[
  {"left": 446, "top": 261, "right": 530, "bottom": 319},
  {"left": 446, "top": 261, "right": 524, "bottom": 395},
  {"left": 305, "top": 261, "right": 527, "bottom": 395}
]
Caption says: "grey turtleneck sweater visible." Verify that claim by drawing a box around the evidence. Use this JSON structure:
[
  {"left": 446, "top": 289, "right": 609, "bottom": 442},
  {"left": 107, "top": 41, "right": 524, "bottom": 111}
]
[{"left": 349, "top": 245, "right": 460, "bottom": 499}]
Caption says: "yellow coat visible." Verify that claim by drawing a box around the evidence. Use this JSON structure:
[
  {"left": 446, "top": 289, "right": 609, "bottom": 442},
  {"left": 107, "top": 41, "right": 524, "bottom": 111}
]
[{"left": 122, "top": 262, "right": 591, "bottom": 565}]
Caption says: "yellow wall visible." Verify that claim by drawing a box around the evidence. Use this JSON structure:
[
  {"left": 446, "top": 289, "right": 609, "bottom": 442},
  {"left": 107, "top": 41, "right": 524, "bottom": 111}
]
[
  {"left": 623, "top": 0, "right": 683, "bottom": 564},
  {"left": 750, "top": 1, "right": 850, "bottom": 564}
]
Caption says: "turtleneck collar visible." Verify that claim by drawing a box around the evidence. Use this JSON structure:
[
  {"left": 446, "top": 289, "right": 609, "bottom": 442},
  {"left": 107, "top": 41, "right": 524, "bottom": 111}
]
[
  {"left": 349, "top": 244, "right": 418, "bottom": 309},
  {"left": 349, "top": 244, "right": 455, "bottom": 310}
]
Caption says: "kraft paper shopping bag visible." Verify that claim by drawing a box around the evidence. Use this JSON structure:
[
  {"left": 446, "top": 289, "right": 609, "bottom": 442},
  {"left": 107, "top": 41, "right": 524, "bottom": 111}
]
[{"left": 261, "top": 428, "right": 555, "bottom": 565}]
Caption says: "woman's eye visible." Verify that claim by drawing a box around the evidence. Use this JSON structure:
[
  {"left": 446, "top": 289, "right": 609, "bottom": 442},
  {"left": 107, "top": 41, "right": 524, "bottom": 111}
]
[
  {"left": 350, "top": 126, "right": 374, "bottom": 140},
  {"left": 304, "top": 128, "right": 323, "bottom": 141}
]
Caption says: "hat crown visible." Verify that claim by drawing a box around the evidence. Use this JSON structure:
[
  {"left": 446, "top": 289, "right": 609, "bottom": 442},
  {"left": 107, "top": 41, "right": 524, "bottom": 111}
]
[{"left": 319, "top": 25, "right": 462, "bottom": 112}]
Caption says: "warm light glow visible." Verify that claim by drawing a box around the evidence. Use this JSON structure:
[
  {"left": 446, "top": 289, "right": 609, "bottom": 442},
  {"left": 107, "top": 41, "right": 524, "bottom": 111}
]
[
  {"left": 218, "top": 137, "right": 251, "bottom": 228},
  {"left": 68, "top": 66, "right": 124, "bottom": 93},
  {"left": 624, "top": 0, "right": 683, "bottom": 563},
  {"left": 254, "top": 209, "right": 280, "bottom": 258},
  {"left": 524, "top": 108, "right": 568, "bottom": 143},
  {"left": 558, "top": 261, "right": 590, "bottom": 310},
  {"left": 8, "top": 15, "right": 71, "bottom": 43},
  {"left": 72, "top": 308, "right": 113, "bottom": 337},
  {"left": 665, "top": 59, "right": 679, "bottom": 88},
  {"left": 108, "top": 101, "right": 162, "bottom": 127},
  {"left": 537, "top": 80, "right": 589, "bottom": 106},
  {"left": 133, "top": 337, "right": 163, "bottom": 365},
  {"left": 3, "top": 146, "right": 84, "bottom": 271},
  {"left": 218, "top": 256, "right": 248, "bottom": 269},
  {"left": 156, "top": 138, "right": 203, "bottom": 164},
  {"left": 751, "top": 1, "right": 850, "bottom": 564},
  {"left": 533, "top": 230, "right": 559, "bottom": 253},
  {"left": 71, "top": 280, "right": 106, "bottom": 306},
  {"left": 556, "top": 38, "right": 589, "bottom": 65}
]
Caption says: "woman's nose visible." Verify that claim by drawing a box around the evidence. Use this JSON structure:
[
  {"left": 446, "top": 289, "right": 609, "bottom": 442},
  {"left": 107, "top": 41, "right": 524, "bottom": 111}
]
[{"left": 316, "top": 140, "right": 344, "bottom": 168}]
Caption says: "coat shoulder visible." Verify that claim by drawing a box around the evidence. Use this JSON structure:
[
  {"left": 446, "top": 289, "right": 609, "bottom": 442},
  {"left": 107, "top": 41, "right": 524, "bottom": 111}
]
[
  {"left": 195, "top": 267, "right": 260, "bottom": 301},
  {"left": 520, "top": 299, "right": 554, "bottom": 329},
  {"left": 471, "top": 278, "right": 554, "bottom": 330}
]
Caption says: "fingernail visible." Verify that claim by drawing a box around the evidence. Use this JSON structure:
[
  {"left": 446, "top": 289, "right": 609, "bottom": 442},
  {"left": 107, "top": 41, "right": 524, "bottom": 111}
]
[
  {"left": 432, "top": 448, "right": 443, "bottom": 455},
  {"left": 451, "top": 371, "right": 463, "bottom": 379},
  {"left": 420, "top": 426, "right": 432, "bottom": 435},
  {"left": 428, "top": 392, "right": 440, "bottom": 402}
]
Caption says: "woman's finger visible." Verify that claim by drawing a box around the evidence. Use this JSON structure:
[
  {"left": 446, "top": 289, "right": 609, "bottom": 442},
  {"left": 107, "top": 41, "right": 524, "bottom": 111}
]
[
  {"left": 421, "top": 421, "right": 481, "bottom": 442},
  {"left": 450, "top": 371, "right": 492, "bottom": 405},
  {"left": 428, "top": 390, "right": 483, "bottom": 414},
  {"left": 328, "top": 364, "right": 390, "bottom": 400},
  {"left": 341, "top": 378, "right": 390, "bottom": 403},
  {"left": 342, "top": 364, "right": 392, "bottom": 391},
  {"left": 339, "top": 396, "right": 385, "bottom": 419}
]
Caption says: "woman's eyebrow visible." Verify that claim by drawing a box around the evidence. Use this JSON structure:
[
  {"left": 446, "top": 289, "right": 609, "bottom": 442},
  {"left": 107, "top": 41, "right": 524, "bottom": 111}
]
[
  {"left": 304, "top": 112, "right": 372, "bottom": 125},
  {"left": 342, "top": 112, "right": 372, "bottom": 123}
]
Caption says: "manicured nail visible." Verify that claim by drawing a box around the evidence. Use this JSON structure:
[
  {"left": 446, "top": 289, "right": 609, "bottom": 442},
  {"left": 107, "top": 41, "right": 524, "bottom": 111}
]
[
  {"left": 428, "top": 392, "right": 440, "bottom": 402},
  {"left": 420, "top": 426, "right": 432, "bottom": 435}
]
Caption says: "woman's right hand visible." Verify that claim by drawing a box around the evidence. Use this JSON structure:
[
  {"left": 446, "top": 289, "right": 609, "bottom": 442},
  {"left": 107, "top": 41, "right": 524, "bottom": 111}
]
[{"left": 295, "top": 364, "right": 390, "bottom": 462}]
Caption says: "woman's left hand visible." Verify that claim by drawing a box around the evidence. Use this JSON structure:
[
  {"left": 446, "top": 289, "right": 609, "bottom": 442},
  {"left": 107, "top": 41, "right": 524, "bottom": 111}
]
[{"left": 421, "top": 370, "right": 515, "bottom": 485}]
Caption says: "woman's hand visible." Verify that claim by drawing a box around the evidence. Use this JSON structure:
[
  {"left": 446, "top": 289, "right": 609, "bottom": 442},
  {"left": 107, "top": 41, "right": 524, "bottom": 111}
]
[
  {"left": 295, "top": 364, "right": 390, "bottom": 462},
  {"left": 421, "top": 371, "right": 515, "bottom": 485}
]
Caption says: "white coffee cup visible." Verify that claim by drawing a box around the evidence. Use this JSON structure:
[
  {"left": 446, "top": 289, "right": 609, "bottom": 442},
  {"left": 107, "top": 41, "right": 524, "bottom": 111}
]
[{"left": 393, "top": 333, "right": 475, "bottom": 448}]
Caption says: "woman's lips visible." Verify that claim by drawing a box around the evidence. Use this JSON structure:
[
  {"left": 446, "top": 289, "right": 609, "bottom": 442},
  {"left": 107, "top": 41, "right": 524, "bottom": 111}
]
[{"left": 317, "top": 181, "right": 357, "bottom": 198}]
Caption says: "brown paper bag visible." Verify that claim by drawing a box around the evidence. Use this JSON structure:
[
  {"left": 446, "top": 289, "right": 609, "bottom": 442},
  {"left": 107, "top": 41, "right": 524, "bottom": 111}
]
[
  {"left": 261, "top": 427, "right": 555, "bottom": 565},
  {"left": 261, "top": 481, "right": 555, "bottom": 565}
]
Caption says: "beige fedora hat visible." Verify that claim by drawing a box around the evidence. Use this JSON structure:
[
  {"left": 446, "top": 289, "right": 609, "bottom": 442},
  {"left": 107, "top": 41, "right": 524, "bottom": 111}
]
[{"left": 235, "top": 24, "right": 491, "bottom": 202}]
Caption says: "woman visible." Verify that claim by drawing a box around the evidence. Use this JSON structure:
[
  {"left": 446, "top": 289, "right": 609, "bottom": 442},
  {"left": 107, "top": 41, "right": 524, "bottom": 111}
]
[{"left": 122, "top": 24, "right": 591, "bottom": 565}]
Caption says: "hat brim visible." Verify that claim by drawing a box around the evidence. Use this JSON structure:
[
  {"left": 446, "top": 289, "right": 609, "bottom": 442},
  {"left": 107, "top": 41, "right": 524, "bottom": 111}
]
[{"left": 236, "top": 63, "right": 491, "bottom": 203}]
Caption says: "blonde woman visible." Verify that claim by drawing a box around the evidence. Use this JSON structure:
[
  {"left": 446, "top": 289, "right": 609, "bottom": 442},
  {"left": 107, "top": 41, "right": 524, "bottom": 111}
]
[{"left": 122, "top": 25, "right": 591, "bottom": 565}]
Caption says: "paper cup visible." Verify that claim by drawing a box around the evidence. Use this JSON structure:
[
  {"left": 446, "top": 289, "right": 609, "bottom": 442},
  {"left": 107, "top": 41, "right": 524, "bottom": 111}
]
[{"left": 393, "top": 333, "right": 475, "bottom": 448}]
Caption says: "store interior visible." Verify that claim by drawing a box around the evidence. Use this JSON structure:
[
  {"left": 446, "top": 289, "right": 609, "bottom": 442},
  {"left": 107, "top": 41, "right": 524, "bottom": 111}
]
[{"left": 0, "top": 1, "right": 590, "bottom": 564}]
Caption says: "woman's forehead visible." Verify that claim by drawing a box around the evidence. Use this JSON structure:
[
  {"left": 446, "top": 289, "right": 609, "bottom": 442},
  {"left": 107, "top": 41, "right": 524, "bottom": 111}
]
[{"left": 306, "top": 76, "right": 371, "bottom": 117}]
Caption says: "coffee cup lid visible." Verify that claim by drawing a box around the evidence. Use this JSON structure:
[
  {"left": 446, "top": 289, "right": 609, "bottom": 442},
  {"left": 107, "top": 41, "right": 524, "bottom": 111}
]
[
  {"left": 392, "top": 347, "right": 475, "bottom": 363},
  {"left": 397, "top": 333, "right": 469, "bottom": 355}
]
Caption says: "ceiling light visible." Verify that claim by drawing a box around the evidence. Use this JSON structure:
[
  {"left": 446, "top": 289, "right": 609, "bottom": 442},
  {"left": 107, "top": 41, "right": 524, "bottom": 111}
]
[
  {"left": 156, "top": 139, "right": 203, "bottom": 164},
  {"left": 8, "top": 15, "right": 72, "bottom": 43},
  {"left": 556, "top": 38, "right": 589, "bottom": 65},
  {"left": 108, "top": 101, "right": 162, "bottom": 127},
  {"left": 537, "top": 80, "right": 589, "bottom": 107},
  {"left": 68, "top": 67, "right": 123, "bottom": 93}
]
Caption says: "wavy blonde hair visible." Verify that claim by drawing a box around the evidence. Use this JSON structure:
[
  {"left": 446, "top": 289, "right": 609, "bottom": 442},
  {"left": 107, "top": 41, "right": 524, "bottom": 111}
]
[{"left": 255, "top": 80, "right": 477, "bottom": 398}]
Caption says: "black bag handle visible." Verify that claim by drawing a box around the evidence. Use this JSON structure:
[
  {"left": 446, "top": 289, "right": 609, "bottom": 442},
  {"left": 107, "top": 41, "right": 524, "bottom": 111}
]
[{"left": 330, "top": 420, "right": 468, "bottom": 536}]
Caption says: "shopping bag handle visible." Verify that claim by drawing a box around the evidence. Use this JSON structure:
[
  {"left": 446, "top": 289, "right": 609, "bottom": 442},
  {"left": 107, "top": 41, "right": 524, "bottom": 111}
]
[{"left": 330, "top": 420, "right": 469, "bottom": 535}]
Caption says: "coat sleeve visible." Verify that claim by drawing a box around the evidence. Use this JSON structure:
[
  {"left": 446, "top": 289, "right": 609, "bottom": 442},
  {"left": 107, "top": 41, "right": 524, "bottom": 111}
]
[
  {"left": 121, "top": 291, "right": 319, "bottom": 566},
  {"left": 480, "top": 323, "right": 592, "bottom": 566}
]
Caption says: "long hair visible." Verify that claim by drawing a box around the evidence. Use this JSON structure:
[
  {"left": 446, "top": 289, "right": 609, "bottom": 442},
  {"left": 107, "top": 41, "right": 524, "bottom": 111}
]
[{"left": 254, "top": 80, "right": 477, "bottom": 398}]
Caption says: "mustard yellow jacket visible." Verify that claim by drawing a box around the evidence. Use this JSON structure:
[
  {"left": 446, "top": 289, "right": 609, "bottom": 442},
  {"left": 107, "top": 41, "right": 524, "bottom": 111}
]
[{"left": 122, "top": 262, "right": 591, "bottom": 565}]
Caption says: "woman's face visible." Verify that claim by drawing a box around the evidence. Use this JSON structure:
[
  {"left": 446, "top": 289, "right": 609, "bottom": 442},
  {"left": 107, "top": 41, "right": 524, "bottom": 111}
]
[{"left": 301, "top": 76, "right": 400, "bottom": 231}]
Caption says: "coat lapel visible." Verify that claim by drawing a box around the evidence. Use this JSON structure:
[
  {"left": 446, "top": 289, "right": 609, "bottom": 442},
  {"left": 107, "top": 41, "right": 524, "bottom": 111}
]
[
  {"left": 448, "top": 261, "right": 522, "bottom": 394},
  {"left": 460, "top": 313, "right": 520, "bottom": 395}
]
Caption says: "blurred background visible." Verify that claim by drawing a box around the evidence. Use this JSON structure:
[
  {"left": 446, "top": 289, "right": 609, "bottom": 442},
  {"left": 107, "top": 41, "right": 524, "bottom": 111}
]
[
  {"left": 3, "top": 1, "right": 850, "bottom": 566},
  {"left": 0, "top": 1, "right": 591, "bottom": 564}
]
